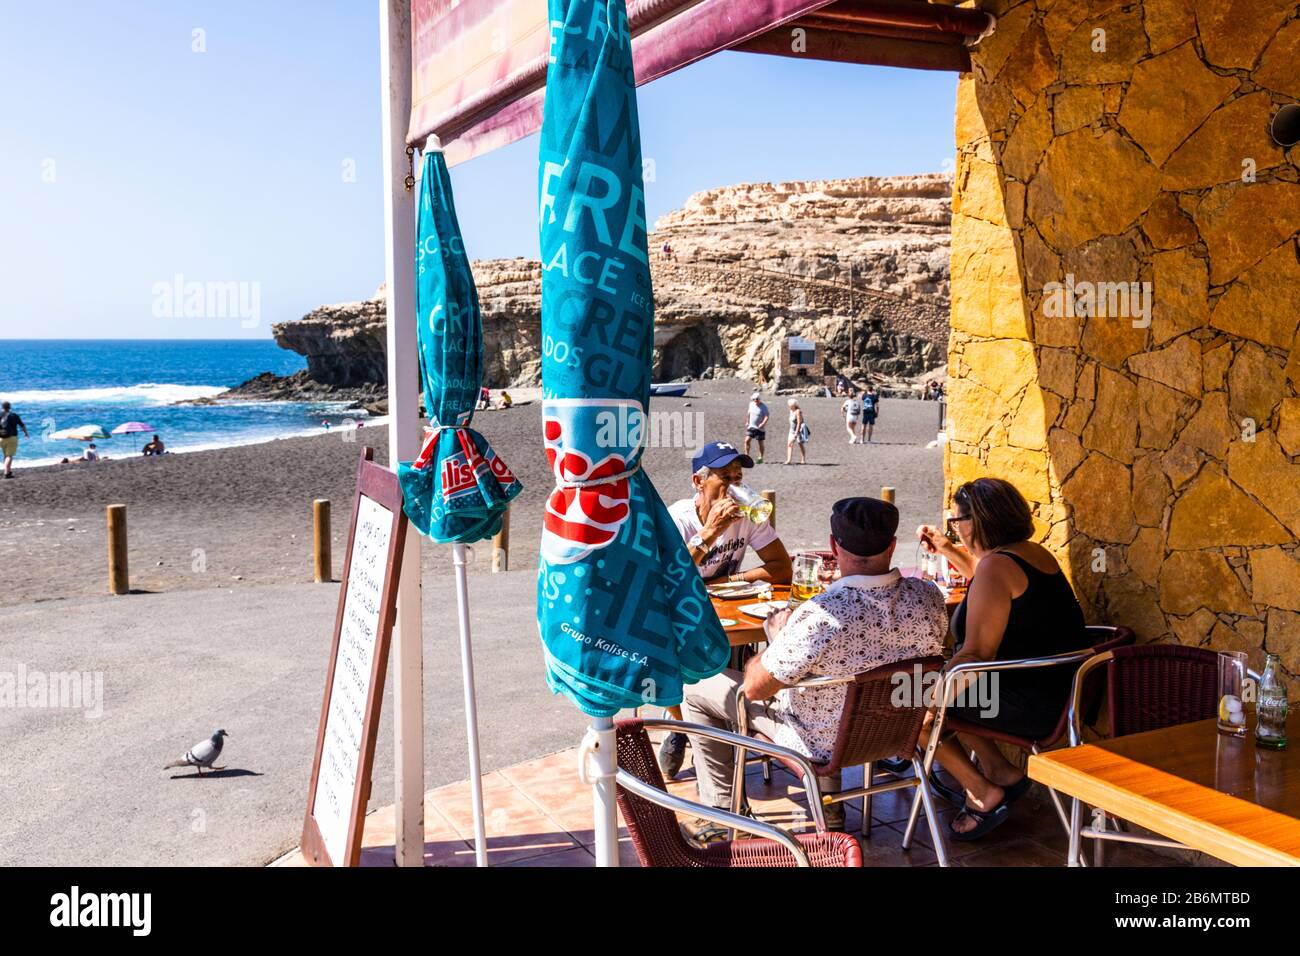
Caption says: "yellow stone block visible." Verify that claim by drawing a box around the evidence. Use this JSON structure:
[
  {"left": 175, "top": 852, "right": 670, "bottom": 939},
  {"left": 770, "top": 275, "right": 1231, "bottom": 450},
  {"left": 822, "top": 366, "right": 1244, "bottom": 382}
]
[
  {"left": 1141, "top": 193, "right": 1200, "bottom": 250},
  {"left": 1277, "top": 398, "right": 1300, "bottom": 457},
  {"left": 1082, "top": 367, "right": 1138, "bottom": 464},
  {"left": 1178, "top": 392, "right": 1235, "bottom": 461},
  {"left": 1127, "top": 526, "right": 1165, "bottom": 587},
  {"left": 962, "top": 338, "right": 1037, "bottom": 401},
  {"left": 1061, "top": 453, "right": 1137, "bottom": 543},
  {"left": 1250, "top": 547, "right": 1300, "bottom": 612},
  {"left": 1142, "top": 0, "right": 1198, "bottom": 54},
  {"left": 1158, "top": 549, "right": 1254, "bottom": 616},
  {"left": 1053, "top": 87, "right": 1104, "bottom": 135},
  {"left": 1210, "top": 241, "right": 1300, "bottom": 351},
  {"left": 1254, "top": 17, "right": 1300, "bottom": 99},
  {"left": 1226, "top": 433, "right": 1300, "bottom": 537},
  {"left": 1132, "top": 452, "right": 1171, "bottom": 526},
  {"left": 1000, "top": 94, "right": 1053, "bottom": 183},
  {"left": 1227, "top": 343, "right": 1285, "bottom": 426},
  {"left": 1168, "top": 464, "right": 1292, "bottom": 548},
  {"left": 1193, "top": 0, "right": 1294, "bottom": 70},
  {"left": 1127, "top": 334, "right": 1202, "bottom": 398},
  {"left": 986, "top": 444, "right": 1052, "bottom": 505},
  {"left": 1058, "top": 7, "right": 1146, "bottom": 85},
  {"left": 1118, "top": 42, "right": 1239, "bottom": 165},
  {"left": 1008, "top": 385, "right": 1061, "bottom": 451},
  {"left": 1162, "top": 92, "right": 1282, "bottom": 191},
  {"left": 1151, "top": 247, "right": 1210, "bottom": 346},
  {"left": 1195, "top": 181, "right": 1300, "bottom": 285}
]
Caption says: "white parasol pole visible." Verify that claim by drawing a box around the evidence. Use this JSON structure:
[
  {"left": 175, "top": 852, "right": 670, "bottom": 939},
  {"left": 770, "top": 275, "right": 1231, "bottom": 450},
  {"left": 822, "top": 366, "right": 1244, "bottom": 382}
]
[
  {"left": 381, "top": 0, "right": 426, "bottom": 867},
  {"left": 451, "top": 541, "right": 489, "bottom": 866},
  {"left": 579, "top": 717, "right": 619, "bottom": 867}
]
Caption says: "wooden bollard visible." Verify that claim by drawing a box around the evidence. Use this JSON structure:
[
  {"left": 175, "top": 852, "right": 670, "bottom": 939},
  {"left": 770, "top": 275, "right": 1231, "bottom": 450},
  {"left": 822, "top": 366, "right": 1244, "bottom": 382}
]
[
  {"left": 761, "top": 489, "right": 776, "bottom": 531},
  {"left": 492, "top": 505, "right": 510, "bottom": 573},
  {"left": 881, "top": 486, "right": 896, "bottom": 505},
  {"left": 107, "top": 504, "right": 129, "bottom": 595},
  {"left": 313, "top": 498, "right": 332, "bottom": 583}
]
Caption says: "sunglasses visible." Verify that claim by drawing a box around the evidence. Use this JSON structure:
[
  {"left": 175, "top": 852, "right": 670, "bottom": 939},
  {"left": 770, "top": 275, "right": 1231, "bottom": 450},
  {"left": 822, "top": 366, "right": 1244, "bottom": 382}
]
[{"left": 945, "top": 514, "right": 972, "bottom": 533}]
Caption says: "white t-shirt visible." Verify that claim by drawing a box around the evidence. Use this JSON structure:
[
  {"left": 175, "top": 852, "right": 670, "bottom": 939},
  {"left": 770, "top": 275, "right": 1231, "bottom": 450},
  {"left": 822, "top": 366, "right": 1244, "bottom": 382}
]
[
  {"left": 842, "top": 398, "right": 861, "bottom": 420},
  {"left": 668, "top": 495, "right": 779, "bottom": 579}
]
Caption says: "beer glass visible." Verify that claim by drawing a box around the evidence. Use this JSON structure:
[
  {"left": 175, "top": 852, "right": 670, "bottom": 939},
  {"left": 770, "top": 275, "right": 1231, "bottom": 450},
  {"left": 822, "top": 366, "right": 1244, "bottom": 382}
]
[
  {"left": 788, "top": 553, "right": 824, "bottom": 608},
  {"left": 727, "top": 482, "right": 773, "bottom": 524}
]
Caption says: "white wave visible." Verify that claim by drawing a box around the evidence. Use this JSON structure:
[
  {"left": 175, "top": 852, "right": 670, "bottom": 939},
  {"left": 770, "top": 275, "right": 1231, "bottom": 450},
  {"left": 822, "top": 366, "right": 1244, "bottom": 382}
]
[{"left": 2, "top": 383, "right": 226, "bottom": 405}]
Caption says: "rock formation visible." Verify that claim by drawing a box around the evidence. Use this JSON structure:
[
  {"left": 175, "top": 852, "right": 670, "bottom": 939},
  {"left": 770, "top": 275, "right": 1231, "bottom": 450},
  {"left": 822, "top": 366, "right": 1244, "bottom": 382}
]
[{"left": 232, "top": 172, "right": 953, "bottom": 401}]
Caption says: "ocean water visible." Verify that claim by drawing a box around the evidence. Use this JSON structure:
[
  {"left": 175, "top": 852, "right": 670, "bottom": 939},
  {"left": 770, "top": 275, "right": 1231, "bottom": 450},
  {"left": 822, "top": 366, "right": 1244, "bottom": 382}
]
[{"left": 0, "top": 340, "right": 366, "bottom": 466}]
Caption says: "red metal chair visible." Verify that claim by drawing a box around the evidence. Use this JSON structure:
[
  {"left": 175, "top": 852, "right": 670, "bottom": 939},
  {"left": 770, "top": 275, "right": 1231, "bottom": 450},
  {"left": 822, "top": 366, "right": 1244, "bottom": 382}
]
[
  {"left": 915, "top": 625, "right": 1136, "bottom": 856},
  {"left": 614, "top": 718, "right": 862, "bottom": 868},
  {"left": 733, "top": 655, "right": 952, "bottom": 866},
  {"left": 1063, "top": 643, "right": 1259, "bottom": 866}
]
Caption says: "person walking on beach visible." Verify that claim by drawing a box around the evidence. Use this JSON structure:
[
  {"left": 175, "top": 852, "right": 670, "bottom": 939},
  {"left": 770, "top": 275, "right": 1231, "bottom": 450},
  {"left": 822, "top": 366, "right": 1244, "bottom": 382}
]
[
  {"left": 786, "top": 398, "right": 808, "bottom": 465},
  {"left": 859, "top": 385, "right": 880, "bottom": 444},
  {"left": 842, "top": 391, "right": 862, "bottom": 444},
  {"left": 743, "top": 392, "right": 769, "bottom": 463},
  {"left": 0, "top": 402, "right": 29, "bottom": 478}
]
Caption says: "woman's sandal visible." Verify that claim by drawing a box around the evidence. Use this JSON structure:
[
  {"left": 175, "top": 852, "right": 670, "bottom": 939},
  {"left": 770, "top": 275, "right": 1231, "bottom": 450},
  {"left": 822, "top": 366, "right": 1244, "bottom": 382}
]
[
  {"left": 949, "top": 777, "right": 1033, "bottom": 842},
  {"left": 928, "top": 770, "right": 967, "bottom": 808}
]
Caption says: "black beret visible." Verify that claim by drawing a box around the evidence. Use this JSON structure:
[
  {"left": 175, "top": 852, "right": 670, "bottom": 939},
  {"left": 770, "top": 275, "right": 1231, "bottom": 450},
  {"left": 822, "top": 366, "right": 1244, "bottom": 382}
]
[{"left": 830, "top": 497, "right": 899, "bottom": 558}]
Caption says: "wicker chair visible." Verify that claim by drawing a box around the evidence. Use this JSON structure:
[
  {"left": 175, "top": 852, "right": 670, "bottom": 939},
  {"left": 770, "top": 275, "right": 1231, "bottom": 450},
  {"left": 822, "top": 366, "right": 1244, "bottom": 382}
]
[
  {"left": 614, "top": 718, "right": 862, "bottom": 868},
  {"left": 914, "top": 625, "right": 1136, "bottom": 855},
  {"left": 1063, "top": 643, "right": 1257, "bottom": 866},
  {"left": 733, "top": 655, "right": 952, "bottom": 866}
]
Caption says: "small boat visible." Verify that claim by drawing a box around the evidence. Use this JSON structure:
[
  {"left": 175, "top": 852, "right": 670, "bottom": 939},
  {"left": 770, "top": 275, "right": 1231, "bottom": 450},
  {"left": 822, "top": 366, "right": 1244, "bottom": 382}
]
[{"left": 649, "top": 382, "right": 689, "bottom": 397}]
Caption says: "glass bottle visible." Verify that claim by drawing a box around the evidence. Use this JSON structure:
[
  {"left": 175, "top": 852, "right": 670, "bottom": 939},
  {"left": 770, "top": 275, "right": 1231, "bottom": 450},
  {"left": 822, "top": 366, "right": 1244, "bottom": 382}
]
[{"left": 1255, "top": 654, "right": 1288, "bottom": 751}]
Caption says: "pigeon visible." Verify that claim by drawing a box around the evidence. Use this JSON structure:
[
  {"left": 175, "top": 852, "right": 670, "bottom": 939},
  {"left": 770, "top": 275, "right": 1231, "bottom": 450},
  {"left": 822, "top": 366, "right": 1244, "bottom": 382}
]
[{"left": 163, "top": 729, "right": 229, "bottom": 774}]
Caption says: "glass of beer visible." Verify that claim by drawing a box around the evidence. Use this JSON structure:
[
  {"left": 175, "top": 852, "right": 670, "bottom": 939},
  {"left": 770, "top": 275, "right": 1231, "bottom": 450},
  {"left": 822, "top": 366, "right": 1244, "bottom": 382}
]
[
  {"left": 727, "top": 482, "right": 773, "bottom": 524},
  {"left": 788, "top": 553, "right": 824, "bottom": 608}
]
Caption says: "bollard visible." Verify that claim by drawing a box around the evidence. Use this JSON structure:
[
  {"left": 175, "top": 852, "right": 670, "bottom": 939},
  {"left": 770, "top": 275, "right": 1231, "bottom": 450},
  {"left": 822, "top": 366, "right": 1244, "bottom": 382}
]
[
  {"left": 761, "top": 489, "right": 776, "bottom": 531},
  {"left": 313, "top": 498, "right": 332, "bottom": 583},
  {"left": 492, "top": 505, "right": 510, "bottom": 573},
  {"left": 107, "top": 504, "right": 129, "bottom": 595},
  {"left": 881, "top": 487, "right": 896, "bottom": 505}
]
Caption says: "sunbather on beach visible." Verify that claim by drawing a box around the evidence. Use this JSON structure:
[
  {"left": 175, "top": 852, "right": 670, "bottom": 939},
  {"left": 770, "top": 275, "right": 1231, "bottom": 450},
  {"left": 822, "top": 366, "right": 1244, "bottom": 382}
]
[{"left": 142, "top": 435, "right": 165, "bottom": 456}]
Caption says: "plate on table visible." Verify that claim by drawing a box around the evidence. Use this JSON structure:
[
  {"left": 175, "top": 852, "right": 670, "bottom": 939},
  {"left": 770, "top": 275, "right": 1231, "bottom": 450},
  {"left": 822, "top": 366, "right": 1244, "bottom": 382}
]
[
  {"left": 706, "top": 581, "right": 768, "bottom": 600},
  {"left": 717, "top": 618, "right": 738, "bottom": 628},
  {"left": 737, "top": 600, "right": 787, "bottom": 621}
]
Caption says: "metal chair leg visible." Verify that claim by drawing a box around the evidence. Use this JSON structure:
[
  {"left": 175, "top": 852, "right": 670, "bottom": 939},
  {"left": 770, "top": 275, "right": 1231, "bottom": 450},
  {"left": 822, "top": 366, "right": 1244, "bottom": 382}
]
[
  {"left": 901, "top": 779, "right": 924, "bottom": 848},
  {"left": 914, "top": 761, "right": 949, "bottom": 867},
  {"left": 861, "top": 762, "right": 874, "bottom": 837},
  {"left": 1068, "top": 797, "right": 1083, "bottom": 867},
  {"left": 1092, "top": 806, "right": 1107, "bottom": 867}
]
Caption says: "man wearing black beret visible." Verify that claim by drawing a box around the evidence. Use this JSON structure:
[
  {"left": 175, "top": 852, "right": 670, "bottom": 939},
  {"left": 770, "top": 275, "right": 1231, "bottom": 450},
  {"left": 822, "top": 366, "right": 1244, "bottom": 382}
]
[{"left": 680, "top": 496, "right": 947, "bottom": 838}]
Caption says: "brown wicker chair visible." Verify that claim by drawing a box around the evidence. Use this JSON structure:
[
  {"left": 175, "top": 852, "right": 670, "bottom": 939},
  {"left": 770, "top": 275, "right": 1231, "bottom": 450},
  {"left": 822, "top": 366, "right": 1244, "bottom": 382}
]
[
  {"left": 1063, "top": 643, "right": 1255, "bottom": 866},
  {"left": 918, "top": 625, "right": 1136, "bottom": 852},
  {"left": 733, "top": 655, "right": 952, "bottom": 866},
  {"left": 614, "top": 719, "right": 862, "bottom": 868}
]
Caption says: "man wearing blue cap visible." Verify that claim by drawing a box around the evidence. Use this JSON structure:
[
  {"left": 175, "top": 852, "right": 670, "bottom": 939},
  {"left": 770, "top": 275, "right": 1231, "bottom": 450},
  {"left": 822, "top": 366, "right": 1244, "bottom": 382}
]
[
  {"left": 657, "top": 440, "right": 793, "bottom": 776},
  {"left": 668, "top": 440, "right": 792, "bottom": 586}
]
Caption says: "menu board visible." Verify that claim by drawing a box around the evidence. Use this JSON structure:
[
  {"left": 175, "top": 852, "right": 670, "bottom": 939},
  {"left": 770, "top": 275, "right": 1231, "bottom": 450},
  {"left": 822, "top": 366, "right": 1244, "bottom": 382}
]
[{"left": 302, "top": 448, "right": 408, "bottom": 867}]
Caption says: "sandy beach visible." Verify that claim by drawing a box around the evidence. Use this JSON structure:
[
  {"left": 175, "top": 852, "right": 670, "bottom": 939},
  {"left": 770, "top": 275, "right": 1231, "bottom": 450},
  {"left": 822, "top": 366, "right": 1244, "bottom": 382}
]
[{"left": 0, "top": 378, "right": 946, "bottom": 607}]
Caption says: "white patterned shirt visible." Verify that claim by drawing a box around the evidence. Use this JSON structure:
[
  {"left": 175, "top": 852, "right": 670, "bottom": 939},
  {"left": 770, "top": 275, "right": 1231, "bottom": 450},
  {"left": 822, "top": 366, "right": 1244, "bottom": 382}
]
[{"left": 760, "top": 570, "right": 947, "bottom": 763}]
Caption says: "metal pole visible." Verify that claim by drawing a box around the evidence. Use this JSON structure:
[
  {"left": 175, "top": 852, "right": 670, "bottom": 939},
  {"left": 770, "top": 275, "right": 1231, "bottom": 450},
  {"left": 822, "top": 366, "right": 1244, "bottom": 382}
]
[
  {"left": 848, "top": 262, "right": 855, "bottom": 370},
  {"left": 452, "top": 542, "right": 489, "bottom": 866},
  {"left": 107, "top": 504, "right": 129, "bottom": 595},
  {"left": 381, "top": 0, "right": 425, "bottom": 867},
  {"left": 590, "top": 716, "right": 619, "bottom": 867},
  {"left": 313, "top": 498, "right": 332, "bottom": 582}
]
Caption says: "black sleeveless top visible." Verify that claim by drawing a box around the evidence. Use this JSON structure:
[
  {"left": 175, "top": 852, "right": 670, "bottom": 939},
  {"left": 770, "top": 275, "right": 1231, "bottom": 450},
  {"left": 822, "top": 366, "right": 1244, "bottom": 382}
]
[{"left": 951, "top": 549, "right": 1089, "bottom": 705}]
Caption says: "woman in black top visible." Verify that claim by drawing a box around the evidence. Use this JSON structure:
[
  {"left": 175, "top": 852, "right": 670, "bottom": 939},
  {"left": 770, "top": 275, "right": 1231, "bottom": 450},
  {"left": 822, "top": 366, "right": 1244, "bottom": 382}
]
[{"left": 916, "top": 478, "right": 1089, "bottom": 841}]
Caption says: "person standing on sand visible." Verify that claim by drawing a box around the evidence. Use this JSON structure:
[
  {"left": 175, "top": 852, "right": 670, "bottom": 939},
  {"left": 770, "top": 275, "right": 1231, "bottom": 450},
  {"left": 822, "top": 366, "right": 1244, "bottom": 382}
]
[
  {"left": 842, "top": 391, "right": 862, "bottom": 444},
  {"left": 786, "top": 398, "right": 808, "bottom": 465},
  {"left": 0, "top": 402, "right": 29, "bottom": 479},
  {"left": 743, "top": 392, "right": 769, "bottom": 463},
  {"left": 859, "top": 385, "right": 880, "bottom": 444}
]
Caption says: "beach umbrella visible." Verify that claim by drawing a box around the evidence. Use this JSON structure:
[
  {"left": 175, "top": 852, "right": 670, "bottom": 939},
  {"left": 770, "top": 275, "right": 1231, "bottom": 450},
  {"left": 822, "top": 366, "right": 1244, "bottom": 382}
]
[
  {"left": 537, "top": 0, "right": 729, "bottom": 865},
  {"left": 50, "top": 424, "right": 109, "bottom": 442},
  {"left": 112, "top": 421, "right": 153, "bottom": 451},
  {"left": 397, "top": 142, "right": 523, "bottom": 867}
]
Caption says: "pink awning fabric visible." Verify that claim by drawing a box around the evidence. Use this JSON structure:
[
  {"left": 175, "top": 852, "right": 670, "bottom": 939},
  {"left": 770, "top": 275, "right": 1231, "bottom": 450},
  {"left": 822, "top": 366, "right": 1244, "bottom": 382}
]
[
  {"left": 410, "top": 0, "right": 990, "bottom": 166},
  {"left": 410, "top": 0, "right": 842, "bottom": 165}
]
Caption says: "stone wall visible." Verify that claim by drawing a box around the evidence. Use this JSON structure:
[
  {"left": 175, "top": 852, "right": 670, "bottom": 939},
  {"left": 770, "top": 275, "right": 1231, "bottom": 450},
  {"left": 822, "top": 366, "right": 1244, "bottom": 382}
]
[{"left": 947, "top": 0, "right": 1300, "bottom": 687}]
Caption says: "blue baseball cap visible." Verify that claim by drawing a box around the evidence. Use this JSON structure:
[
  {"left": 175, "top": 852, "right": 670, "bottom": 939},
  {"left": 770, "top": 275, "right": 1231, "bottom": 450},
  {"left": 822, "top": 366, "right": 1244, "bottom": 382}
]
[{"left": 692, "top": 440, "right": 754, "bottom": 472}]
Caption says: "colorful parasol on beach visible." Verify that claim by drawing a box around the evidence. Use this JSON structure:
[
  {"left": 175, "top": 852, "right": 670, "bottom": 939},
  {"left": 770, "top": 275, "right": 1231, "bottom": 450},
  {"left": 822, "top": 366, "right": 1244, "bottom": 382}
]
[
  {"left": 112, "top": 421, "right": 153, "bottom": 450},
  {"left": 50, "top": 424, "right": 109, "bottom": 442},
  {"left": 396, "top": 143, "right": 522, "bottom": 867},
  {"left": 536, "top": 0, "right": 729, "bottom": 864}
]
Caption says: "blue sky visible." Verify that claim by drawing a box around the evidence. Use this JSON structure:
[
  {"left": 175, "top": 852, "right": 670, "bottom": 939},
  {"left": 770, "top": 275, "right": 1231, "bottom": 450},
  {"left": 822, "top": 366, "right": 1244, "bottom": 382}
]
[{"left": 0, "top": 1, "right": 957, "bottom": 339}]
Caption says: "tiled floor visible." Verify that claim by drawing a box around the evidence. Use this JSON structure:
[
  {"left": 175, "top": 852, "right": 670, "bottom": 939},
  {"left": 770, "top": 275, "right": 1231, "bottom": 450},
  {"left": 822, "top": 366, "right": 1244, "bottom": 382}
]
[{"left": 272, "top": 732, "right": 1196, "bottom": 868}]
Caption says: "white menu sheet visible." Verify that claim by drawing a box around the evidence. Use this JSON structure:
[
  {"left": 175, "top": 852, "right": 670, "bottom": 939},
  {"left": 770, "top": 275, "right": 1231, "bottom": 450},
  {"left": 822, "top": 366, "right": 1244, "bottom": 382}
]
[{"left": 311, "top": 494, "right": 392, "bottom": 865}]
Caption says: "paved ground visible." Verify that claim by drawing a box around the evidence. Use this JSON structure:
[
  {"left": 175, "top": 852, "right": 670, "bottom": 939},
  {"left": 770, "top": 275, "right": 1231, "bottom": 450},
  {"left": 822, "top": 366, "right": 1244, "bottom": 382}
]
[{"left": 0, "top": 572, "right": 585, "bottom": 866}]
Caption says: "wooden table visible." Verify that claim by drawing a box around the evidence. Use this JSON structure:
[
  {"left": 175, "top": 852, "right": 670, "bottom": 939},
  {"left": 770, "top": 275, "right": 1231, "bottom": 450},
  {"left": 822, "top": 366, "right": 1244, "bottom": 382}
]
[
  {"left": 711, "top": 584, "right": 790, "bottom": 647},
  {"left": 1028, "top": 713, "right": 1300, "bottom": 866}
]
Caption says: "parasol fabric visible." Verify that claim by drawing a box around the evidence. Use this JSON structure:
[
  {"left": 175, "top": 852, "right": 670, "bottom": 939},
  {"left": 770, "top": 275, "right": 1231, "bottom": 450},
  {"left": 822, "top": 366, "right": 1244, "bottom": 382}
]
[
  {"left": 111, "top": 422, "right": 153, "bottom": 435},
  {"left": 50, "top": 424, "right": 109, "bottom": 441},
  {"left": 398, "top": 150, "right": 521, "bottom": 543},
  {"left": 536, "top": 0, "right": 728, "bottom": 717}
]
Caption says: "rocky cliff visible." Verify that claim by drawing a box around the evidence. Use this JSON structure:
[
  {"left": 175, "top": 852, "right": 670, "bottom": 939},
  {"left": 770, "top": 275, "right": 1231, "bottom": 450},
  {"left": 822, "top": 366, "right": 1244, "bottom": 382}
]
[{"left": 237, "top": 172, "right": 952, "bottom": 401}]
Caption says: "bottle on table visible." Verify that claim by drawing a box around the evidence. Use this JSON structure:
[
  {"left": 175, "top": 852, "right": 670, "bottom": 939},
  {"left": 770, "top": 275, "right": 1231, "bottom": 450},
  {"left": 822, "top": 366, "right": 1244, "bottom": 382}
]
[{"left": 1255, "top": 653, "right": 1288, "bottom": 750}]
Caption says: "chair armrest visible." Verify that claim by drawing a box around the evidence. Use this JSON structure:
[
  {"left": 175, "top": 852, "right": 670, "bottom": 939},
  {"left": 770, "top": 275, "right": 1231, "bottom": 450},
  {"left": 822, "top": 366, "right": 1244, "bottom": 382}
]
[
  {"left": 639, "top": 714, "right": 828, "bottom": 831},
  {"left": 932, "top": 648, "right": 1096, "bottom": 741},
  {"left": 1066, "top": 651, "right": 1114, "bottom": 746},
  {"left": 615, "top": 769, "right": 812, "bottom": 867}
]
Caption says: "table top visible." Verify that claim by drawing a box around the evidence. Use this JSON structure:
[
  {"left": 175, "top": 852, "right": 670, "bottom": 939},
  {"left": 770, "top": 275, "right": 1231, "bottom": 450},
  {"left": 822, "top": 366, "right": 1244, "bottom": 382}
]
[
  {"left": 1028, "top": 712, "right": 1300, "bottom": 866},
  {"left": 709, "top": 577, "right": 965, "bottom": 647}
]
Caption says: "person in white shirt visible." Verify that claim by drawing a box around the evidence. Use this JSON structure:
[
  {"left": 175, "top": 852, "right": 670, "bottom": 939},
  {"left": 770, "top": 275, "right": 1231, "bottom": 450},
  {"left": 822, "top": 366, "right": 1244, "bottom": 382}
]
[
  {"left": 842, "top": 394, "right": 862, "bottom": 443},
  {"left": 659, "top": 440, "right": 793, "bottom": 778},
  {"left": 82, "top": 443, "right": 100, "bottom": 462},
  {"left": 742, "top": 392, "right": 769, "bottom": 463},
  {"left": 679, "top": 496, "right": 947, "bottom": 840}
]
